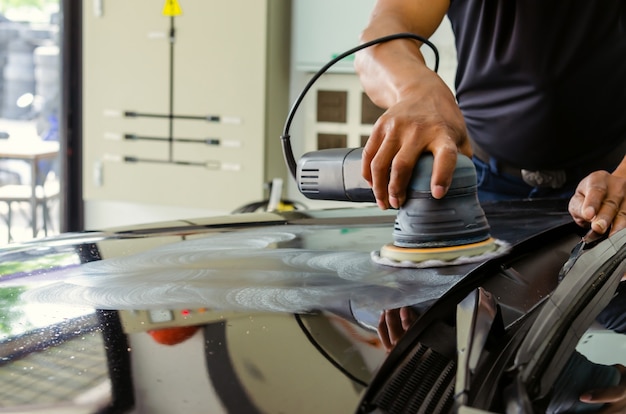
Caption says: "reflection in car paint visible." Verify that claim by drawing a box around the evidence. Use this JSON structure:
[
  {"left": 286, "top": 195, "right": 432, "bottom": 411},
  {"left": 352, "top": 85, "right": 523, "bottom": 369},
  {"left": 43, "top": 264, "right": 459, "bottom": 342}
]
[{"left": 23, "top": 226, "right": 468, "bottom": 313}]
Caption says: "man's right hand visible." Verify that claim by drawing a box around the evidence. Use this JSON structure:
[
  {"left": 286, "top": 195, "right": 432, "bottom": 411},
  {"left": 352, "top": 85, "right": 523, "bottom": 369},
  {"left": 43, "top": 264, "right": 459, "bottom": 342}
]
[
  {"left": 360, "top": 73, "right": 471, "bottom": 209},
  {"left": 354, "top": 0, "right": 471, "bottom": 209}
]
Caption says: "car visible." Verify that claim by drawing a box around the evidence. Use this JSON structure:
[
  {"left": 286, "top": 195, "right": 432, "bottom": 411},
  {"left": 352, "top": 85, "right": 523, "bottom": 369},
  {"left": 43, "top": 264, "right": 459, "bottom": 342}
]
[{"left": 0, "top": 198, "right": 624, "bottom": 414}]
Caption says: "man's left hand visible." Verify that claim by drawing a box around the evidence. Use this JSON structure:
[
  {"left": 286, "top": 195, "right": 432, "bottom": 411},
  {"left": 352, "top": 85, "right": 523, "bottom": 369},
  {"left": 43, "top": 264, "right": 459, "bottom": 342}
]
[{"left": 569, "top": 157, "right": 626, "bottom": 236}]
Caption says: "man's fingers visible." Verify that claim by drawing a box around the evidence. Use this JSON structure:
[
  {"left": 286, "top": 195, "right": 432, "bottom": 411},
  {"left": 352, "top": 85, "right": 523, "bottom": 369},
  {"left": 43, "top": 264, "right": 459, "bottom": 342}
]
[
  {"left": 580, "top": 364, "right": 626, "bottom": 405},
  {"left": 569, "top": 172, "right": 609, "bottom": 229},
  {"left": 362, "top": 100, "right": 469, "bottom": 209},
  {"left": 399, "top": 306, "right": 418, "bottom": 330},
  {"left": 430, "top": 141, "right": 459, "bottom": 199},
  {"left": 370, "top": 150, "right": 394, "bottom": 209},
  {"left": 366, "top": 116, "right": 421, "bottom": 209},
  {"left": 377, "top": 312, "right": 392, "bottom": 351},
  {"left": 384, "top": 308, "right": 405, "bottom": 342},
  {"left": 610, "top": 200, "right": 626, "bottom": 235},
  {"left": 599, "top": 178, "right": 626, "bottom": 235},
  {"left": 580, "top": 384, "right": 626, "bottom": 404},
  {"left": 569, "top": 171, "right": 626, "bottom": 236},
  {"left": 362, "top": 130, "right": 383, "bottom": 185},
  {"left": 388, "top": 146, "right": 424, "bottom": 208},
  {"left": 361, "top": 148, "right": 374, "bottom": 185},
  {"left": 593, "top": 196, "right": 619, "bottom": 235},
  {"left": 378, "top": 308, "right": 419, "bottom": 352},
  {"left": 580, "top": 172, "right": 609, "bottom": 217},
  {"left": 568, "top": 193, "right": 590, "bottom": 227},
  {"left": 378, "top": 309, "right": 408, "bottom": 352},
  {"left": 363, "top": 124, "right": 394, "bottom": 209}
]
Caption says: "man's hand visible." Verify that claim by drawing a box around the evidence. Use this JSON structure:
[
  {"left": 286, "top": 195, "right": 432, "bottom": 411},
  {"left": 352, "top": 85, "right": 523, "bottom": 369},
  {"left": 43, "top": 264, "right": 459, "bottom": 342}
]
[
  {"left": 361, "top": 75, "right": 472, "bottom": 209},
  {"left": 579, "top": 364, "right": 626, "bottom": 413},
  {"left": 354, "top": 0, "right": 468, "bottom": 209},
  {"left": 378, "top": 307, "right": 419, "bottom": 352},
  {"left": 568, "top": 157, "right": 626, "bottom": 236}
]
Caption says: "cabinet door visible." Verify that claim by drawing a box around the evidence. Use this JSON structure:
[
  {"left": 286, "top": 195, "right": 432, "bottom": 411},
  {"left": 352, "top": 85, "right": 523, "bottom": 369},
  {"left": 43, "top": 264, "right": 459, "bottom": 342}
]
[{"left": 83, "top": 0, "right": 288, "bottom": 211}]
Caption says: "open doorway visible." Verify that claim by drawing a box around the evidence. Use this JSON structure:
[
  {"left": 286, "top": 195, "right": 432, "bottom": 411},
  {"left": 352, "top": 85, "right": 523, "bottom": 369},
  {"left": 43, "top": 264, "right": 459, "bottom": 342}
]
[{"left": 0, "top": 0, "right": 63, "bottom": 245}]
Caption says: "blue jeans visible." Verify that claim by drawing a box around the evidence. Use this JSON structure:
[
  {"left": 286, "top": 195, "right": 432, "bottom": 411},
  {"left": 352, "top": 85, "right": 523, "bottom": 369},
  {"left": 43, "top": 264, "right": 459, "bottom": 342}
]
[{"left": 473, "top": 156, "right": 577, "bottom": 202}]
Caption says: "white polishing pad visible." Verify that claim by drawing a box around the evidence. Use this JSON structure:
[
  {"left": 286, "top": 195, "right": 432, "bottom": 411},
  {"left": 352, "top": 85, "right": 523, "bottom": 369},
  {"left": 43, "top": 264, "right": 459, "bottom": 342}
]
[{"left": 371, "top": 238, "right": 511, "bottom": 269}]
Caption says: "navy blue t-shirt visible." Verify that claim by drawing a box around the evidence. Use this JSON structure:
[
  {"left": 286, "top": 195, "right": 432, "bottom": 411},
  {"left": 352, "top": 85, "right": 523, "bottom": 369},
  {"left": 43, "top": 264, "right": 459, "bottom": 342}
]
[{"left": 447, "top": 0, "right": 626, "bottom": 171}]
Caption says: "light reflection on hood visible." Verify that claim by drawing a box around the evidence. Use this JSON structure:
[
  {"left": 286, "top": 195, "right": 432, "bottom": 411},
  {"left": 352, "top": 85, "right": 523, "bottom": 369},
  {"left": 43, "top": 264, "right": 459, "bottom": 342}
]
[{"left": 23, "top": 228, "right": 467, "bottom": 313}]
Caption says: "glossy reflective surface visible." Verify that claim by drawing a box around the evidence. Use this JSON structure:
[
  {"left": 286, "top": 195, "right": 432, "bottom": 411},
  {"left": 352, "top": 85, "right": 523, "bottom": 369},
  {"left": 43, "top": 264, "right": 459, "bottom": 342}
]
[{"left": 0, "top": 200, "right": 624, "bottom": 413}]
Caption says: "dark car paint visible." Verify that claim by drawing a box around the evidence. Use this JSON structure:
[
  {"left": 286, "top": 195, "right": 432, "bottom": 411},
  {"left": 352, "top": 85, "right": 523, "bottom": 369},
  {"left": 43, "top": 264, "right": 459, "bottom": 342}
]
[{"left": 0, "top": 199, "right": 622, "bottom": 413}]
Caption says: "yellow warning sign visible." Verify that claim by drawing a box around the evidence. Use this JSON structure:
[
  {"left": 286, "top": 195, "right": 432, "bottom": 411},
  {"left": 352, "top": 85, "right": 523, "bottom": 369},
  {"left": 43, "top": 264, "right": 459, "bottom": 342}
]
[{"left": 162, "top": 0, "right": 182, "bottom": 16}]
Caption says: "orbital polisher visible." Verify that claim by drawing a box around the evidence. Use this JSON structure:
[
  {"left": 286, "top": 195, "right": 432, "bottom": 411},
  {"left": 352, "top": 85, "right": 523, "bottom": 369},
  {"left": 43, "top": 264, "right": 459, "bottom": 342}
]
[
  {"left": 294, "top": 147, "right": 501, "bottom": 266},
  {"left": 280, "top": 33, "right": 506, "bottom": 267}
]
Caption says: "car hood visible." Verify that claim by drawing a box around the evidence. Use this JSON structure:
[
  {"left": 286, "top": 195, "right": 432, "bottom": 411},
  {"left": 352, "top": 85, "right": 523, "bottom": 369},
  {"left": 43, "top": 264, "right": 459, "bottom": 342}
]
[{"left": 1, "top": 199, "right": 611, "bottom": 414}]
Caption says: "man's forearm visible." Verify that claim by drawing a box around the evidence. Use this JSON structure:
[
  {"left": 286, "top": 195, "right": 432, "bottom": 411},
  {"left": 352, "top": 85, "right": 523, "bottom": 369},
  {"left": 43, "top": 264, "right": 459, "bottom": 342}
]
[{"left": 354, "top": 1, "right": 448, "bottom": 108}]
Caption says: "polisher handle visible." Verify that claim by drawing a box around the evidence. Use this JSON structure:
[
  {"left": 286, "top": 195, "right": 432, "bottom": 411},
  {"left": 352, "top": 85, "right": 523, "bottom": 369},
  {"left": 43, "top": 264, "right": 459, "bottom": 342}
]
[{"left": 296, "top": 148, "right": 376, "bottom": 202}]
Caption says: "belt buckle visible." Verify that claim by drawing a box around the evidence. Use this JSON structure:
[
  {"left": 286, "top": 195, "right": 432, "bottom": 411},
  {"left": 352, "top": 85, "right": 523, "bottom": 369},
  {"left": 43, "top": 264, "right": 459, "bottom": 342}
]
[{"left": 521, "top": 169, "right": 567, "bottom": 189}]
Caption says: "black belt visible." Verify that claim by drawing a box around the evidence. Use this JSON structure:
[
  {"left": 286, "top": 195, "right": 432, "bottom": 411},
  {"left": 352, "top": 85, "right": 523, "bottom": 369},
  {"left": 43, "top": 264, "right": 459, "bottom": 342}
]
[{"left": 471, "top": 141, "right": 626, "bottom": 189}]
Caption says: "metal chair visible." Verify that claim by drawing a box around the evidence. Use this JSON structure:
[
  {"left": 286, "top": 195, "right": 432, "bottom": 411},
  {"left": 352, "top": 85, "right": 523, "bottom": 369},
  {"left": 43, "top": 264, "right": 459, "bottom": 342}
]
[{"left": 0, "top": 170, "right": 60, "bottom": 242}]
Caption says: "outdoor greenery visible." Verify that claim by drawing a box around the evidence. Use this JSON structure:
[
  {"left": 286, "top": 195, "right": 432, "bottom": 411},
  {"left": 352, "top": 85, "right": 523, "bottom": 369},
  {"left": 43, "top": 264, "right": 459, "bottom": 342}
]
[
  {"left": 0, "top": 0, "right": 58, "bottom": 13},
  {"left": 0, "top": 287, "right": 26, "bottom": 335},
  {"left": 0, "top": 253, "right": 78, "bottom": 277},
  {"left": 0, "top": 252, "right": 79, "bottom": 335}
]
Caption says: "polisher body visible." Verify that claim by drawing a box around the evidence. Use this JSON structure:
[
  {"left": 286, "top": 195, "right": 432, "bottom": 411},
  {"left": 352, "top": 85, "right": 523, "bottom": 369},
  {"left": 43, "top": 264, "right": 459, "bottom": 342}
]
[
  {"left": 296, "top": 148, "right": 497, "bottom": 264},
  {"left": 392, "top": 154, "right": 491, "bottom": 248}
]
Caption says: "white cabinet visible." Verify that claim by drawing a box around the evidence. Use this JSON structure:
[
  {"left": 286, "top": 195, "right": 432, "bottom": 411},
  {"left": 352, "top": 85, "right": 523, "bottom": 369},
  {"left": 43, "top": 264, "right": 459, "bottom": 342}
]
[{"left": 82, "top": 0, "right": 290, "bottom": 216}]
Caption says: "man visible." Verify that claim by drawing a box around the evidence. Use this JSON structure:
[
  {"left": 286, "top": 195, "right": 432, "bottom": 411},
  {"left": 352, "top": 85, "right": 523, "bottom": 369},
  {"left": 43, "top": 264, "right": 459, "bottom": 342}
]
[{"left": 354, "top": 0, "right": 626, "bottom": 237}]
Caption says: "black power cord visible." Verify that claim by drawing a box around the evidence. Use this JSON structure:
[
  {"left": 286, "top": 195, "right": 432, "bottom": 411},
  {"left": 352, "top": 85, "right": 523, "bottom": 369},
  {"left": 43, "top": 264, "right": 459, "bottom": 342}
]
[{"left": 280, "top": 32, "right": 440, "bottom": 179}]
